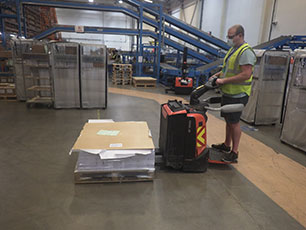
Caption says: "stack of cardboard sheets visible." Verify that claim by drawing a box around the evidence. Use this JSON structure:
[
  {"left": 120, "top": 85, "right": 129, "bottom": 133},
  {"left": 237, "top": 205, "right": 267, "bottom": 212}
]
[{"left": 70, "top": 120, "right": 155, "bottom": 183}]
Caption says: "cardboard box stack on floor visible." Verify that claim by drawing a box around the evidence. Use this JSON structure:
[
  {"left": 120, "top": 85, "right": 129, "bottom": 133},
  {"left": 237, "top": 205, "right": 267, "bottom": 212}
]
[{"left": 71, "top": 120, "right": 155, "bottom": 183}]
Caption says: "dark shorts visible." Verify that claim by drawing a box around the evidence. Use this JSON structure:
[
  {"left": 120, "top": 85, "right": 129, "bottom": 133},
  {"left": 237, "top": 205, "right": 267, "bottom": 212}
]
[{"left": 221, "top": 95, "right": 249, "bottom": 124}]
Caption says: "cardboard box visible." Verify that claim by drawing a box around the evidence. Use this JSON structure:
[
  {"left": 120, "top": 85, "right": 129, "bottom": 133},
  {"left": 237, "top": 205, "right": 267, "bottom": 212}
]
[{"left": 72, "top": 121, "right": 154, "bottom": 151}]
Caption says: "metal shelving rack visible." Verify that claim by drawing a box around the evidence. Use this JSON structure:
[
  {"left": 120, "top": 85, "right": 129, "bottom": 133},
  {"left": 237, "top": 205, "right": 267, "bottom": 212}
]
[
  {"left": 21, "top": 40, "right": 53, "bottom": 107},
  {"left": 50, "top": 42, "right": 80, "bottom": 108},
  {"left": 80, "top": 44, "right": 107, "bottom": 109},
  {"left": 12, "top": 38, "right": 34, "bottom": 101},
  {"left": 241, "top": 50, "right": 291, "bottom": 125},
  {"left": 281, "top": 50, "right": 306, "bottom": 152}
]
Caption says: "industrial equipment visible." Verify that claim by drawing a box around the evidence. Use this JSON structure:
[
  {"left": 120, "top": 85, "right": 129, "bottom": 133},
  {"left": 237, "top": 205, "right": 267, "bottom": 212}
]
[
  {"left": 166, "top": 47, "right": 194, "bottom": 95},
  {"left": 159, "top": 76, "right": 244, "bottom": 172}
]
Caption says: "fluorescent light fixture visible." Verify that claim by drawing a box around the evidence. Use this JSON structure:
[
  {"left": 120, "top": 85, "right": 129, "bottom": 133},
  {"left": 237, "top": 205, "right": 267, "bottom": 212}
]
[
  {"left": 88, "top": 0, "right": 94, "bottom": 2},
  {"left": 118, "top": 0, "right": 123, "bottom": 3},
  {"left": 144, "top": 0, "right": 153, "bottom": 2}
]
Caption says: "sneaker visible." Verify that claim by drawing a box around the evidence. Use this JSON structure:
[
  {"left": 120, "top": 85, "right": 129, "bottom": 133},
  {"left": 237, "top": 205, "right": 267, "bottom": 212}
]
[
  {"left": 222, "top": 151, "right": 238, "bottom": 163},
  {"left": 211, "top": 143, "right": 231, "bottom": 153}
]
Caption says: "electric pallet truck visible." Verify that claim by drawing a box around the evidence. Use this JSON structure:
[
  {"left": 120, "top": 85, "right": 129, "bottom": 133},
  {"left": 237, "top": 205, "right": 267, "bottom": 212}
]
[
  {"left": 159, "top": 76, "right": 244, "bottom": 172},
  {"left": 165, "top": 47, "right": 194, "bottom": 95}
]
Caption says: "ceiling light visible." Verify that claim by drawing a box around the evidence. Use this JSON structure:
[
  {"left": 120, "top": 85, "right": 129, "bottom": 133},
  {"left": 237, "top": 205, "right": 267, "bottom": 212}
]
[
  {"left": 88, "top": 0, "right": 94, "bottom": 2},
  {"left": 118, "top": 0, "right": 123, "bottom": 3},
  {"left": 144, "top": 0, "right": 153, "bottom": 2}
]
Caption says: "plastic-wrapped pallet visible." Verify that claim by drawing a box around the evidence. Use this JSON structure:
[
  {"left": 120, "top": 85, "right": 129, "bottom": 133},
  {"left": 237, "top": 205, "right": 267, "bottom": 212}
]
[
  {"left": 71, "top": 121, "right": 155, "bottom": 183},
  {"left": 281, "top": 50, "right": 306, "bottom": 152},
  {"left": 74, "top": 150, "right": 155, "bottom": 183},
  {"left": 80, "top": 44, "right": 107, "bottom": 108},
  {"left": 241, "top": 50, "right": 290, "bottom": 125},
  {"left": 50, "top": 42, "right": 80, "bottom": 108}
]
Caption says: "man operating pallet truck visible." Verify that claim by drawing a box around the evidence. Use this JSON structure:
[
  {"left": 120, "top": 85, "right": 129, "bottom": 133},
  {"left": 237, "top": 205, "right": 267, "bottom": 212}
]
[
  {"left": 211, "top": 24, "right": 256, "bottom": 163},
  {"left": 159, "top": 25, "right": 256, "bottom": 172}
]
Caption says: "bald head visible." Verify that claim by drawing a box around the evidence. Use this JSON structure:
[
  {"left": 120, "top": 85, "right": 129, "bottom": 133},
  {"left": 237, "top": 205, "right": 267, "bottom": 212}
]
[
  {"left": 227, "top": 24, "right": 245, "bottom": 47},
  {"left": 230, "top": 25, "right": 244, "bottom": 37}
]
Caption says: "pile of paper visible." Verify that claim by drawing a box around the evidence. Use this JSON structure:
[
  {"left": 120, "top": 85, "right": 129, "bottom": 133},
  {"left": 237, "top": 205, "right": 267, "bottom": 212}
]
[{"left": 70, "top": 120, "right": 155, "bottom": 181}]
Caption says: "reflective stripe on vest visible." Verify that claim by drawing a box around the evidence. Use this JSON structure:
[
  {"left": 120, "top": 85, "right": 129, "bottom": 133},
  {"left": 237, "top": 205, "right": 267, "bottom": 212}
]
[{"left": 220, "top": 43, "right": 255, "bottom": 95}]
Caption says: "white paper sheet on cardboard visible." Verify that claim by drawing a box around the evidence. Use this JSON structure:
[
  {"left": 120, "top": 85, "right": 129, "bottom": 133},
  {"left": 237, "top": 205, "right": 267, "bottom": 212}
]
[{"left": 99, "top": 149, "right": 153, "bottom": 160}]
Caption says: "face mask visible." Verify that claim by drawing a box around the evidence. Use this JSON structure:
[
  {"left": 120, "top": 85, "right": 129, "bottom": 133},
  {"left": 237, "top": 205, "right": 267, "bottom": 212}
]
[{"left": 227, "top": 38, "right": 234, "bottom": 47}]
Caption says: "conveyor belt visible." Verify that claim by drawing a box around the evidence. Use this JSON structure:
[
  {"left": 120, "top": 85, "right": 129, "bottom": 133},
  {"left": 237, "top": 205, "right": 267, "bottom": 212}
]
[
  {"left": 253, "top": 36, "right": 292, "bottom": 49},
  {"left": 196, "top": 59, "right": 223, "bottom": 72},
  {"left": 160, "top": 63, "right": 179, "bottom": 71}
]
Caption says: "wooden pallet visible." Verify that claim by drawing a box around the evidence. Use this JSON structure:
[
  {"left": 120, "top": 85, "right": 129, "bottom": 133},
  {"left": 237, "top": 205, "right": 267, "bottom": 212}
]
[
  {"left": 112, "top": 80, "right": 132, "bottom": 85},
  {"left": 74, "top": 170, "right": 154, "bottom": 184},
  {"left": 0, "top": 94, "right": 17, "bottom": 100},
  {"left": 0, "top": 83, "right": 16, "bottom": 96},
  {"left": 132, "top": 77, "right": 156, "bottom": 88},
  {"left": 112, "top": 64, "right": 133, "bottom": 72}
]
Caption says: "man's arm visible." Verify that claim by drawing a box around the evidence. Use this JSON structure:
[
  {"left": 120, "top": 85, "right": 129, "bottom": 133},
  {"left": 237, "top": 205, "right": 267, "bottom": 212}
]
[
  {"left": 209, "top": 71, "right": 222, "bottom": 80},
  {"left": 216, "top": 64, "right": 252, "bottom": 85}
]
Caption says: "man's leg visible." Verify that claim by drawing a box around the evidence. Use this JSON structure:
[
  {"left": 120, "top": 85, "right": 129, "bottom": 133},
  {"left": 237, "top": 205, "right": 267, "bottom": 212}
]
[
  {"left": 230, "top": 122, "right": 241, "bottom": 153},
  {"left": 222, "top": 122, "right": 240, "bottom": 163},
  {"left": 224, "top": 122, "right": 232, "bottom": 147}
]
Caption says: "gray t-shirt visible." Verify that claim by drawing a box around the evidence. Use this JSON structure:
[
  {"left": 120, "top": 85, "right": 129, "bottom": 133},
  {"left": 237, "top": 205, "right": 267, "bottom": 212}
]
[{"left": 239, "top": 48, "right": 257, "bottom": 66}]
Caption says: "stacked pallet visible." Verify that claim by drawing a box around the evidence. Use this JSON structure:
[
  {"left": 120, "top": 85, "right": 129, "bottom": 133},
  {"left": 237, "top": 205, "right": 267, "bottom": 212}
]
[
  {"left": 112, "top": 64, "right": 133, "bottom": 85},
  {"left": 0, "top": 83, "right": 16, "bottom": 100},
  {"left": 132, "top": 77, "right": 156, "bottom": 88},
  {"left": 71, "top": 121, "right": 155, "bottom": 184}
]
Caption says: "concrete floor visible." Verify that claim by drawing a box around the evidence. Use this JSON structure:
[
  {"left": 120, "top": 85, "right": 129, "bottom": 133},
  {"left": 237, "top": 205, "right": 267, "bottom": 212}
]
[{"left": 0, "top": 91, "right": 305, "bottom": 230}]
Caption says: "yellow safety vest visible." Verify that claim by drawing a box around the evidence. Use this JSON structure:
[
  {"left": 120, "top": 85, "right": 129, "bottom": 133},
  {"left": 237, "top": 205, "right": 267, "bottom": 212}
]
[{"left": 220, "top": 43, "right": 255, "bottom": 96}]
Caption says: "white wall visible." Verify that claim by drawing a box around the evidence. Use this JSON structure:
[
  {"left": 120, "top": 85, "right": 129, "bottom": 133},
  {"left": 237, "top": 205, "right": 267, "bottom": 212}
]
[
  {"left": 200, "top": 0, "right": 265, "bottom": 46},
  {"left": 56, "top": 9, "right": 134, "bottom": 50},
  {"left": 224, "top": 0, "right": 265, "bottom": 46},
  {"left": 170, "top": 2, "right": 200, "bottom": 49},
  {"left": 270, "top": 0, "right": 306, "bottom": 39},
  {"left": 201, "top": 0, "right": 227, "bottom": 39}
]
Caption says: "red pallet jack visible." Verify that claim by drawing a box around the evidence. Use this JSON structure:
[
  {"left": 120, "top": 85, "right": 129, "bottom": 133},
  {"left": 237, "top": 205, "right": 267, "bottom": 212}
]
[
  {"left": 165, "top": 47, "right": 194, "bottom": 95},
  {"left": 158, "top": 76, "right": 244, "bottom": 172}
]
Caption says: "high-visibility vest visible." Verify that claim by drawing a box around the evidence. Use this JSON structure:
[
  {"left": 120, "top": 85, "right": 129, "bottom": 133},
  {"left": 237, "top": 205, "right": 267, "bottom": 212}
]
[{"left": 220, "top": 43, "right": 255, "bottom": 96}]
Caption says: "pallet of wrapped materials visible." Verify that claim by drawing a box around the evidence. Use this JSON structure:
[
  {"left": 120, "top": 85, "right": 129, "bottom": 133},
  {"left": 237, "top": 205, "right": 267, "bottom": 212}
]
[
  {"left": 132, "top": 77, "right": 156, "bottom": 88},
  {"left": 74, "top": 150, "right": 155, "bottom": 183},
  {"left": 70, "top": 120, "right": 155, "bottom": 184}
]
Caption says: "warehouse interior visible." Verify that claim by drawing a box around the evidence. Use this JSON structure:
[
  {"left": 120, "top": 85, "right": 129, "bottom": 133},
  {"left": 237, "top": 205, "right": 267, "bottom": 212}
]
[{"left": 0, "top": 0, "right": 306, "bottom": 229}]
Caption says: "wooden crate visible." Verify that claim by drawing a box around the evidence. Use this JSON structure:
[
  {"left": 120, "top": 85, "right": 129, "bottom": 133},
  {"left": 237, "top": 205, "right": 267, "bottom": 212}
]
[
  {"left": 132, "top": 77, "right": 156, "bottom": 88},
  {"left": 74, "top": 169, "right": 154, "bottom": 184}
]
